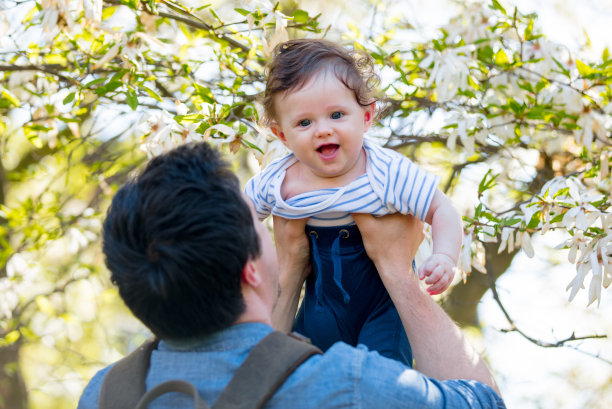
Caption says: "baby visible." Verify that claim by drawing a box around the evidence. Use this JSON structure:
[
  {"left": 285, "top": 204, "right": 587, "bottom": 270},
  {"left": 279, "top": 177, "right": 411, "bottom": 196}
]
[{"left": 245, "top": 39, "right": 462, "bottom": 365}]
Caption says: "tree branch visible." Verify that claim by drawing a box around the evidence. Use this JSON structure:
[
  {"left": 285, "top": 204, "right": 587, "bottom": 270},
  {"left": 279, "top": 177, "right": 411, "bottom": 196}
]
[
  {"left": 0, "top": 64, "right": 79, "bottom": 85},
  {"left": 489, "top": 275, "right": 610, "bottom": 364}
]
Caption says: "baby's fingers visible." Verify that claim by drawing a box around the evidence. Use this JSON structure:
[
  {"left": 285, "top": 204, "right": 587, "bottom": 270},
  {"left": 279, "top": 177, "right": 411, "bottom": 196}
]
[
  {"left": 427, "top": 268, "right": 453, "bottom": 295},
  {"left": 424, "top": 264, "right": 444, "bottom": 284},
  {"left": 418, "top": 260, "right": 435, "bottom": 280}
]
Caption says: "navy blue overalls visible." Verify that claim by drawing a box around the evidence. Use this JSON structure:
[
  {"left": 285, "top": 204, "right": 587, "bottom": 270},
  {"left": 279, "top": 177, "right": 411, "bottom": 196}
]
[{"left": 293, "top": 223, "right": 413, "bottom": 366}]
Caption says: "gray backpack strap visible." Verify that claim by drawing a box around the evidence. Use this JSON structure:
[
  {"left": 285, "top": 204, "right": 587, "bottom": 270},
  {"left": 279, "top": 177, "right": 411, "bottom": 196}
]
[
  {"left": 212, "top": 331, "right": 322, "bottom": 409},
  {"left": 99, "top": 337, "right": 160, "bottom": 409},
  {"left": 99, "top": 331, "right": 320, "bottom": 409}
]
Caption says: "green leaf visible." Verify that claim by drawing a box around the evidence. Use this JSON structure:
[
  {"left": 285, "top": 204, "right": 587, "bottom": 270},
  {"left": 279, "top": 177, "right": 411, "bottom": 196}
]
[
  {"left": 102, "top": 6, "right": 116, "bottom": 20},
  {"left": 209, "top": 8, "right": 223, "bottom": 24},
  {"left": 494, "top": 49, "right": 509, "bottom": 65},
  {"left": 524, "top": 18, "right": 534, "bottom": 40},
  {"left": 234, "top": 8, "right": 250, "bottom": 16},
  {"left": 143, "top": 86, "right": 162, "bottom": 102},
  {"left": 503, "top": 218, "right": 522, "bottom": 226},
  {"left": 1, "top": 88, "right": 20, "bottom": 107},
  {"left": 241, "top": 139, "right": 264, "bottom": 154},
  {"left": 95, "top": 81, "right": 122, "bottom": 96},
  {"left": 552, "top": 58, "right": 570, "bottom": 78},
  {"left": 535, "top": 79, "right": 548, "bottom": 93},
  {"left": 63, "top": 92, "right": 75, "bottom": 105},
  {"left": 147, "top": 0, "right": 157, "bottom": 14},
  {"left": 0, "top": 330, "right": 20, "bottom": 347},
  {"left": 603, "top": 47, "right": 610, "bottom": 62},
  {"left": 478, "top": 169, "right": 498, "bottom": 195},
  {"left": 490, "top": 0, "right": 507, "bottom": 15},
  {"left": 576, "top": 60, "right": 593, "bottom": 77},
  {"left": 194, "top": 84, "right": 215, "bottom": 103},
  {"left": 477, "top": 45, "right": 494, "bottom": 64},
  {"left": 517, "top": 81, "right": 534, "bottom": 94},
  {"left": 126, "top": 87, "right": 138, "bottom": 110},
  {"left": 292, "top": 10, "right": 309, "bottom": 24},
  {"left": 84, "top": 77, "right": 107, "bottom": 88},
  {"left": 24, "top": 126, "right": 43, "bottom": 148}
]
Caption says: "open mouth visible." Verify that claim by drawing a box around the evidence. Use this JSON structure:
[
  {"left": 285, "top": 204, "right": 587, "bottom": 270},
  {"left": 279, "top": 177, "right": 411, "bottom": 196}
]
[{"left": 316, "top": 144, "right": 339, "bottom": 158}]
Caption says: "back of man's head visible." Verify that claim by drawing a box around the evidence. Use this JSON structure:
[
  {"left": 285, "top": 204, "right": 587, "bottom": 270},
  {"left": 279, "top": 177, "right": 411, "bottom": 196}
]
[{"left": 102, "top": 143, "right": 260, "bottom": 340}]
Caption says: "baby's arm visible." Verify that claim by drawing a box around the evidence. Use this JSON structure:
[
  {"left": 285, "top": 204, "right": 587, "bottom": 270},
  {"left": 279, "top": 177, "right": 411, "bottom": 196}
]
[{"left": 421, "top": 189, "right": 462, "bottom": 295}]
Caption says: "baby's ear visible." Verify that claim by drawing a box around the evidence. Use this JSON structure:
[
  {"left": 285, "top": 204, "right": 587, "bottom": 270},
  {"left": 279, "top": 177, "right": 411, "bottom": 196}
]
[
  {"left": 364, "top": 102, "right": 376, "bottom": 129},
  {"left": 270, "top": 122, "right": 287, "bottom": 143}
]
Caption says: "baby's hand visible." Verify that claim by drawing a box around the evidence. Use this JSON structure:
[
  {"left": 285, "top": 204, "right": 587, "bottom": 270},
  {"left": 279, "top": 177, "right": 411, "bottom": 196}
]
[{"left": 418, "top": 253, "right": 456, "bottom": 295}]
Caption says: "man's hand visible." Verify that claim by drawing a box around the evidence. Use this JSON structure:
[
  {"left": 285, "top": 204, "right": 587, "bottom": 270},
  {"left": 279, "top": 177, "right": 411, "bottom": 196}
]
[
  {"left": 418, "top": 253, "right": 456, "bottom": 295},
  {"left": 352, "top": 213, "right": 424, "bottom": 282},
  {"left": 271, "top": 216, "right": 310, "bottom": 332}
]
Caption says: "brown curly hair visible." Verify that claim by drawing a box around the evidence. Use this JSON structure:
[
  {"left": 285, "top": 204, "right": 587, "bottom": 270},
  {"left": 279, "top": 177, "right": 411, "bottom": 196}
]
[{"left": 261, "top": 39, "right": 380, "bottom": 126}]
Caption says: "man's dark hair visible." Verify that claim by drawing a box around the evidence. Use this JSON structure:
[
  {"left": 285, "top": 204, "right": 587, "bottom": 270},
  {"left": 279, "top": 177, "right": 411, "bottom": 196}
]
[
  {"left": 261, "top": 38, "right": 380, "bottom": 126},
  {"left": 102, "top": 143, "right": 260, "bottom": 340}
]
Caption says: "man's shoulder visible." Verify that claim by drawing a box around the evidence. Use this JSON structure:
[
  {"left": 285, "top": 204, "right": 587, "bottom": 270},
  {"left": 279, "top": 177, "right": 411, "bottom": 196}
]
[{"left": 76, "top": 364, "right": 114, "bottom": 409}]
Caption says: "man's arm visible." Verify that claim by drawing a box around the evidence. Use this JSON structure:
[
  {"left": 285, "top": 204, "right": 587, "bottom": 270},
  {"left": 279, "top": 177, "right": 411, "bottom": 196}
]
[
  {"left": 270, "top": 216, "right": 310, "bottom": 332},
  {"left": 352, "top": 213, "right": 500, "bottom": 395}
]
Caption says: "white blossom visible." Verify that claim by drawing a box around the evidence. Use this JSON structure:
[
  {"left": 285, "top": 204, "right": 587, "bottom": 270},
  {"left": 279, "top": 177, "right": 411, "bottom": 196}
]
[
  {"left": 241, "top": 0, "right": 275, "bottom": 13},
  {"left": 574, "top": 110, "right": 607, "bottom": 150},
  {"left": 566, "top": 258, "right": 590, "bottom": 303},
  {"left": 419, "top": 45, "right": 474, "bottom": 102},
  {"left": 67, "top": 227, "right": 97, "bottom": 254},
  {"left": 522, "top": 40, "right": 569, "bottom": 78},
  {"left": 478, "top": 225, "right": 498, "bottom": 243},
  {"left": 457, "top": 229, "right": 473, "bottom": 280},
  {"left": 83, "top": 0, "right": 102, "bottom": 23},
  {"left": 516, "top": 231, "right": 535, "bottom": 258},
  {"left": 446, "top": 110, "right": 486, "bottom": 156},
  {"left": 262, "top": 11, "right": 289, "bottom": 57},
  {"left": 251, "top": 125, "right": 288, "bottom": 167},
  {"left": 498, "top": 227, "right": 515, "bottom": 254},
  {"left": 443, "top": 2, "right": 493, "bottom": 43},
  {"left": 139, "top": 110, "right": 177, "bottom": 157},
  {"left": 204, "top": 124, "right": 236, "bottom": 144},
  {"left": 0, "top": 279, "right": 18, "bottom": 320},
  {"left": 562, "top": 193, "right": 601, "bottom": 231}
]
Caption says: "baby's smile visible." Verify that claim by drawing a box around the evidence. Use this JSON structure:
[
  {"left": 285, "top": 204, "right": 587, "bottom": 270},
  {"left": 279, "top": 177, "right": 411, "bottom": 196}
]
[{"left": 316, "top": 143, "right": 340, "bottom": 159}]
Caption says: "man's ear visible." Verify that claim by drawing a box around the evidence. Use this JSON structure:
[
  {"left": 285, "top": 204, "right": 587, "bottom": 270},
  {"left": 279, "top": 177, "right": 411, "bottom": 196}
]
[
  {"left": 364, "top": 102, "right": 375, "bottom": 130},
  {"left": 241, "top": 260, "right": 262, "bottom": 287},
  {"left": 270, "top": 122, "right": 288, "bottom": 145}
]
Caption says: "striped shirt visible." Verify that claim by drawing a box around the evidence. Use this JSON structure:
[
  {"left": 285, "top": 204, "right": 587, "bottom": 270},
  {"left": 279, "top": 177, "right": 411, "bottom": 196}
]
[{"left": 244, "top": 138, "right": 440, "bottom": 227}]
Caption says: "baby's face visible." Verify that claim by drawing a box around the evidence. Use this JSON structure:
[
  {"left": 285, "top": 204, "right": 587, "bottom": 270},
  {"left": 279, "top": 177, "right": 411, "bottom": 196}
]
[{"left": 271, "top": 71, "right": 374, "bottom": 183}]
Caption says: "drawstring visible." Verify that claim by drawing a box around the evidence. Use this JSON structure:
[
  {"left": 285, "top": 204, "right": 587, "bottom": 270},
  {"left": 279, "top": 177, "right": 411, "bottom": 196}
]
[
  {"left": 309, "top": 228, "right": 351, "bottom": 311},
  {"left": 309, "top": 231, "right": 324, "bottom": 312},
  {"left": 331, "top": 230, "right": 351, "bottom": 304}
]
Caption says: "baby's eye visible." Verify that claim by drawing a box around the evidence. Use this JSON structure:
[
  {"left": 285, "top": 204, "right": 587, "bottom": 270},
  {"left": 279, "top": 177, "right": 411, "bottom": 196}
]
[
  {"left": 331, "top": 112, "right": 343, "bottom": 119},
  {"left": 298, "top": 119, "right": 311, "bottom": 127}
]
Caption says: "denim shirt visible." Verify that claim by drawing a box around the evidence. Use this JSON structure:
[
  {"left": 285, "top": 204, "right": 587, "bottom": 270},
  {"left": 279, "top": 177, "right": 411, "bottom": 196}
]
[{"left": 78, "top": 323, "right": 505, "bottom": 409}]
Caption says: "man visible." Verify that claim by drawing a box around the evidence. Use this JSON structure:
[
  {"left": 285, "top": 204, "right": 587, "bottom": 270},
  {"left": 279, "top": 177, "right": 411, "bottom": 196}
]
[{"left": 78, "top": 142, "right": 505, "bottom": 408}]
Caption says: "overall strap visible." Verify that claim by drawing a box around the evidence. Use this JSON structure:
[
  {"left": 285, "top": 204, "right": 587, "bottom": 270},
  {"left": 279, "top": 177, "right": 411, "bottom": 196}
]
[
  {"left": 99, "top": 337, "right": 160, "bottom": 409},
  {"left": 212, "top": 331, "right": 322, "bottom": 409}
]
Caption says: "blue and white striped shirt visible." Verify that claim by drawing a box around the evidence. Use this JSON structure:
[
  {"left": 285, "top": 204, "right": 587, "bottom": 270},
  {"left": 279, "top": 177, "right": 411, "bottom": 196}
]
[{"left": 244, "top": 139, "right": 440, "bottom": 226}]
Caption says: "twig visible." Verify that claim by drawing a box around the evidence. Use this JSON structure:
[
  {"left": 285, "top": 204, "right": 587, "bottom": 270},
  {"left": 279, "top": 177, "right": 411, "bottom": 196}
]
[{"left": 488, "top": 275, "right": 610, "bottom": 365}]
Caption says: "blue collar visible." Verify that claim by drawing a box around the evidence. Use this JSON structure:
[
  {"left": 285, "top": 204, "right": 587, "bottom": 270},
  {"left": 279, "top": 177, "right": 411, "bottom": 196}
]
[{"left": 158, "top": 322, "right": 274, "bottom": 352}]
